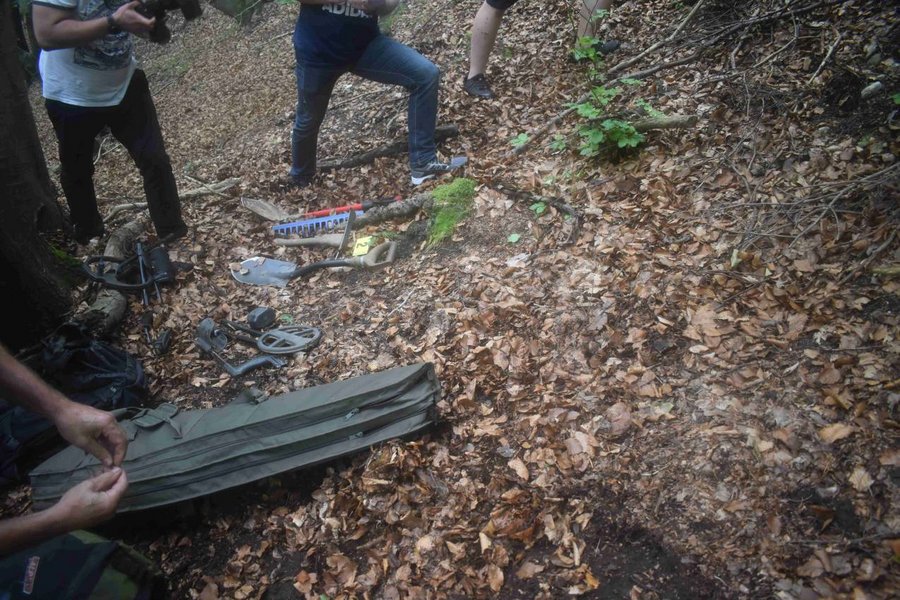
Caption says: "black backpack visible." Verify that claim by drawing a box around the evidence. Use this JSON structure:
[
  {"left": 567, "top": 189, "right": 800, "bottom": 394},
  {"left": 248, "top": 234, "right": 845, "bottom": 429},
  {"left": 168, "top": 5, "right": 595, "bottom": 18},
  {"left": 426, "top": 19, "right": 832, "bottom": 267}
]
[
  {"left": 0, "top": 323, "right": 147, "bottom": 485},
  {"left": 0, "top": 531, "right": 166, "bottom": 599}
]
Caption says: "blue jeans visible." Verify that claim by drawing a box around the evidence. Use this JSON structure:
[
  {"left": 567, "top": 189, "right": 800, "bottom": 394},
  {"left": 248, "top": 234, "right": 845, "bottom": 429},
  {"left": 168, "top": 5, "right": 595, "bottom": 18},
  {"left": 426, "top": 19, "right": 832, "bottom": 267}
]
[{"left": 290, "top": 34, "right": 440, "bottom": 180}]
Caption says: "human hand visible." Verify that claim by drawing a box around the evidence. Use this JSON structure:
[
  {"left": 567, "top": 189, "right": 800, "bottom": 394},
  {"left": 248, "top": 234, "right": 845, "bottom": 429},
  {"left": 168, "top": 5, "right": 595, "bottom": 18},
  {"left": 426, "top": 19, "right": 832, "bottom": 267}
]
[
  {"left": 51, "top": 468, "right": 128, "bottom": 530},
  {"left": 348, "top": 0, "right": 385, "bottom": 13},
  {"left": 112, "top": 0, "right": 156, "bottom": 34},
  {"left": 54, "top": 402, "right": 128, "bottom": 467}
]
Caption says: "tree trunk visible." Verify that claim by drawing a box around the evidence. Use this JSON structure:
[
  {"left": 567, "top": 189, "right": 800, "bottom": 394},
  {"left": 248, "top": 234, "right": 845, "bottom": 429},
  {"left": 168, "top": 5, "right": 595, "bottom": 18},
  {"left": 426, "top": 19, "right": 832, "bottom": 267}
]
[{"left": 0, "top": 0, "right": 71, "bottom": 350}]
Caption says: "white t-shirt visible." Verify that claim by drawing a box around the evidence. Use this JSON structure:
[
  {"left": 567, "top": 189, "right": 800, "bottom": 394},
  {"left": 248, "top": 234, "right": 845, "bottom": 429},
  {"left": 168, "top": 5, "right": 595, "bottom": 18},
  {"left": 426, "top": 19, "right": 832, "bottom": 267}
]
[{"left": 36, "top": 0, "right": 137, "bottom": 107}]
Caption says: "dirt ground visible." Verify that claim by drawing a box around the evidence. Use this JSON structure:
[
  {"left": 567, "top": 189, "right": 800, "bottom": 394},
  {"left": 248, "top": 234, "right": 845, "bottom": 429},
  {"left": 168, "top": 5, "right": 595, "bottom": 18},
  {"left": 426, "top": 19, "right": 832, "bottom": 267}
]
[{"left": 5, "top": 0, "right": 899, "bottom": 598}]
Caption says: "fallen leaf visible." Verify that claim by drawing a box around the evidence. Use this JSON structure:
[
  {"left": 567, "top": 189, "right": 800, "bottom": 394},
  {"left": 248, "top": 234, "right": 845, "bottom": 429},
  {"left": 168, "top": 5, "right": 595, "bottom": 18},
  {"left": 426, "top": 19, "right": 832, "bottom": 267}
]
[
  {"left": 508, "top": 457, "right": 530, "bottom": 480},
  {"left": 606, "top": 402, "right": 632, "bottom": 437},
  {"left": 818, "top": 423, "right": 855, "bottom": 444},
  {"left": 487, "top": 564, "right": 504, "bottom": 592},
  {"left": 515, "top": 561, "right": 545, "bottom": 580},
  {"left": 849, "top": 467, "right": 873, "bottom": 492}
]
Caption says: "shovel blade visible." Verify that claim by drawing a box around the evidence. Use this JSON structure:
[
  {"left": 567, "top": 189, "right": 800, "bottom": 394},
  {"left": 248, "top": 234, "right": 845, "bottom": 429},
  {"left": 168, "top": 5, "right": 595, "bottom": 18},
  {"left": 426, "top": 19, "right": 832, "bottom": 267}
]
[
  {"left": 230, "top": 256, "right": 297, "bottom": 287},
  {"left": 240, "top": 197, "right": 296, "bottom": 222}
]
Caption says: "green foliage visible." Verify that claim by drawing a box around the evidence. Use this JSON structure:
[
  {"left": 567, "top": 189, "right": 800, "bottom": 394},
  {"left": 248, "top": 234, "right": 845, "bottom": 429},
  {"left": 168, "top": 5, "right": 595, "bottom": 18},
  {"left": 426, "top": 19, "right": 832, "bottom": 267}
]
[
  {"left": 893, "top": 92, "right": 900, "bottom": 105},
  {"left": 572, "top": 36, "right": 602, "bottom": 64},
  {"left": 570, "top": 85, "right": 646, "bottom": 156},
  {"left": 549, "top": 134, "right": 567, "bottom": 152},
  {"left": 510, "top": 133, "right": 530, "bottom": 148},
  {"left": 621, "top": 78, "right": 642, "bottom": 86},
  {"left": 635, "top": 98, "right": 665, "bottom": 118},
  {"left": 507, "top": 233, "right": 521, "bottom": 244},
  {"left": 428, "top": 178, "right": 476, "bottom": 246},
  {"left": 578, "top": 119, "right": 644, "bottom": 156},
  {"left": 529, "top": 201, "right": 547, "bottom": 215}
]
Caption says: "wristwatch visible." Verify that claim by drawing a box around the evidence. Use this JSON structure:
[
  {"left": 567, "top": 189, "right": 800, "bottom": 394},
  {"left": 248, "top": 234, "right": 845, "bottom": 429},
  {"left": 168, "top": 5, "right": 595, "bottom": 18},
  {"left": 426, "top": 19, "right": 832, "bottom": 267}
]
[{"left": 106, "top": 14, "right": 121, "bottom": 34}]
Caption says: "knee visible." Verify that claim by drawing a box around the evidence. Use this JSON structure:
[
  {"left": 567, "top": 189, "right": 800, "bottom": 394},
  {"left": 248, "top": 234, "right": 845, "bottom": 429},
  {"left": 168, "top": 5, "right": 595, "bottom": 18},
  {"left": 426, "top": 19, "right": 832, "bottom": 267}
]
[{"left": 418, "top": 62, "right": 440, "bottom": 90}]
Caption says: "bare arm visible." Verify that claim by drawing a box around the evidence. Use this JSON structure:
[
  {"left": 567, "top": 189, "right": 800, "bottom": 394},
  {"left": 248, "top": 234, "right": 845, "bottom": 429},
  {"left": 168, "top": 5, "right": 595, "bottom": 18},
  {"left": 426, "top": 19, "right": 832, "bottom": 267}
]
[
  {"left": 32, "top": 1, "right": 155, "bottom": 50},
  {"left": 0, "top": 469, "right": 127, "bottom": 556},
  {"left": 0, "top": 344, "right": 127, "bottom": 467}
]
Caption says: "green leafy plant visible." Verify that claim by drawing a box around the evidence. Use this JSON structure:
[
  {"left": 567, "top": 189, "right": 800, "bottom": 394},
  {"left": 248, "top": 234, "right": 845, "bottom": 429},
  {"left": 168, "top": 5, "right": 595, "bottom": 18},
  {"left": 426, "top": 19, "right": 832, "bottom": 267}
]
[
  {"left": 507, "top": 233, "right": 521, "bottom": 244},
  {"left": 428, "top": 178, "right": 476, "bottom": 246},
  {"left": 569, "top": 85, "right": 645, "bottom": 156},
  {"left": 578, "top": 119, "right": 644, "bottom": 156},
  {"left": 549, "top": 134, "right": 567, "bottom": 152},
  {"left": 893, "top": 92, "right": 900, "bottom": 105},
  {"left": 635, "top": 98, "right": 665, "bottom": 118},
  {"left": 529, "top": 201, "right": 547, "bottom": 215},
  {"left": 572, "top": 36, "right": 602, "bottom": 64},
  {"left": 510, "top": 132, "right": 530, "bottom": 149}
]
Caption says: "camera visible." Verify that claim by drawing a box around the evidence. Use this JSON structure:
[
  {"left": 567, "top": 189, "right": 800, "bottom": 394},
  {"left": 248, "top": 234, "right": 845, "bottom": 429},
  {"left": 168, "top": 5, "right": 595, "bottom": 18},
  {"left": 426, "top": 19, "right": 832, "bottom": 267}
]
[{"left": 135, "top": 0, "right": 203, "bottom": 44}]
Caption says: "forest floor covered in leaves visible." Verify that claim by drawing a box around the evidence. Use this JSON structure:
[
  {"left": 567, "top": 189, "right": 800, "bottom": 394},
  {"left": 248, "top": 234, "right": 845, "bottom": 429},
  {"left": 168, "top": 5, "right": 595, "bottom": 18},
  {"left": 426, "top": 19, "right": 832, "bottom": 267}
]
[{"left": 12, "top": 0, "right": 900, "bottom": 598}]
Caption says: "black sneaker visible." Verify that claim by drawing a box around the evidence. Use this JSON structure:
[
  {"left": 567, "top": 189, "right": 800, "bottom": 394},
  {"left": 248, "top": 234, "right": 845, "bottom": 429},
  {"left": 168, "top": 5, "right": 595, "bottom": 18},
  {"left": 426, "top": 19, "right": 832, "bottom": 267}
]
[
  {"left": 282, "top": 174, "right": 313, "bottom": 190},
  {"left": 570, "top": 39, "right": 621, "bottom": 63},
  {"left": 463, "top": 74, "right": 494, "bottom": 99},
  {"left": 410, "top": 157, "right": 468, "bottom": 186},
  {"left": 73, "top": 221, "right": 105, "bottom": 245}
]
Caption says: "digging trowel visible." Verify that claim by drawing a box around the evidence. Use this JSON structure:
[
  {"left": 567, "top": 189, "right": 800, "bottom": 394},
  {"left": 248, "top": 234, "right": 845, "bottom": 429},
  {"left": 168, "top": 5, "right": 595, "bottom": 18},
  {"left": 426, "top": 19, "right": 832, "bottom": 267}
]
[{"left": 231, "top": 241, "right": 398, "bottom": 287}]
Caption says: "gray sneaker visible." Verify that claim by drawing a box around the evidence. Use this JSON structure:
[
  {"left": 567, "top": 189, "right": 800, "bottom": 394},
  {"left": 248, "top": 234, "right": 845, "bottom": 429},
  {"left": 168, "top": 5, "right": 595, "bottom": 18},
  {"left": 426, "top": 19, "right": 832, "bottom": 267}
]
[{"left": 410, "top": 156, "right": 468, "bottom": 186}]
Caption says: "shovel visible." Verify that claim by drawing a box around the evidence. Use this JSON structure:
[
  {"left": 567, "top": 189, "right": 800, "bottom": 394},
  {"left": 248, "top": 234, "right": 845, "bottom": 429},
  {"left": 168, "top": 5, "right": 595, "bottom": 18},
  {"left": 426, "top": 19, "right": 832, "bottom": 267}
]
[{"left": 231, "top": 241, "right": 398, "bottom": 287}]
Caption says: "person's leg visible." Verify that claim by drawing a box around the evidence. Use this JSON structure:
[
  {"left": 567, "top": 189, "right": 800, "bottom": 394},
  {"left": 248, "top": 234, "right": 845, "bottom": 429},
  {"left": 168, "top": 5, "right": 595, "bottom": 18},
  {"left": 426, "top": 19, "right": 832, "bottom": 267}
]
[
  {"left": 464, "top": 0, "right": 518, "bottom": 98},
  {"left": 468, "top": 1, "right": 506, "bottom": 80},
  {"left": 107, "top": 70, "right": 187, "bottom": 240},
  {"left": 290, "top": 60, "right": 342, "bottom": 184},
  {"left": 577, "top": 0, "right": 613, "bottom": 38},
  {"left": 353, "top": 35, "right": 440, "bottom": 169},
  {"left": 44, "top": 99, "right": 108, "bottom": 243}
]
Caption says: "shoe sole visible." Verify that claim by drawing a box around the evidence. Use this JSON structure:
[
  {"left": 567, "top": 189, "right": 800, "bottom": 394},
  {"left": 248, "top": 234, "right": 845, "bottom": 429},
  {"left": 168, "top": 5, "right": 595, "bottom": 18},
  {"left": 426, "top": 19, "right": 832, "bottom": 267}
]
[{"left": 410, "top": 157, "right": 469, "bottom": 186}]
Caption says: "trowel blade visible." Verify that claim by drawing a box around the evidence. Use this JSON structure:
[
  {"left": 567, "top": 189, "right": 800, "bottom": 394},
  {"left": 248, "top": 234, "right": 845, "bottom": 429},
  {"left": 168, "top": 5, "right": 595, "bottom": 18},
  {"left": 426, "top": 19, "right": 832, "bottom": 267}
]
[{"left": 230, "top": 256, "right": 297, "bottom": 287}]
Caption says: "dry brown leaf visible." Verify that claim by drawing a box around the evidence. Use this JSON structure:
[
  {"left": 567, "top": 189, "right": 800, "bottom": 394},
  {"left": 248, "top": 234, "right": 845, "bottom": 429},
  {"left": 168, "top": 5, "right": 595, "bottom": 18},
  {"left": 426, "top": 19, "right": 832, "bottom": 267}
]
[
  {"left": 515, "top": 561, "right": 545, "bottom": 580},
  {"left": 508, "top": 457, "right": 530, "bottom": 480},
  {"left": 849, "top": 467, "right": 873, "bottom": 492},
  {"left": 818, "top": 423, "right": 855, "bottom": 444},
  {"left": 199, "top": 581, "right": 219, "bottom": 600},
  {"left": 293, "top": 571, "right": 317, "bottom": 595},
  {"left": 606, "top": 402, "right": 633, "bottom": 437},
  {"left": 487, "top": 564, "right": 504, "bottom": 592}
]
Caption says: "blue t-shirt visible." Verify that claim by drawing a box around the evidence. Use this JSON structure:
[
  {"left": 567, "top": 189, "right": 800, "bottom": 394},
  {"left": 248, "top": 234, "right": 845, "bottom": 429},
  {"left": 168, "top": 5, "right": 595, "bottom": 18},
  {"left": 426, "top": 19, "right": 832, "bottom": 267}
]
[{"left": 294, "top": 3, "right": 380, "bottom": 67}]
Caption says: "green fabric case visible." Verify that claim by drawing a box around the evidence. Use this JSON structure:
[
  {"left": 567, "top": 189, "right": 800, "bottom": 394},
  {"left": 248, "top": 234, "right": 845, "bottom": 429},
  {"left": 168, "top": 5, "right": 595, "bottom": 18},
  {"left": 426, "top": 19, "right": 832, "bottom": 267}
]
[{"left": 30, "top": 363, "right": 439, "bottom": 512}]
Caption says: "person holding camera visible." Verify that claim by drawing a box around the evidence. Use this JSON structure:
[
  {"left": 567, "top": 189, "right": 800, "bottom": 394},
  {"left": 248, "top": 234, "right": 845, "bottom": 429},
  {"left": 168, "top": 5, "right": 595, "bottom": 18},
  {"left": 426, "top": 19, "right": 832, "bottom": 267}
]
[
  {"left": 289, "top": 0, "right": 466, "bottom": 188},
  {"left": 32, "top": 0, "right": 188, "bottom": 245}
]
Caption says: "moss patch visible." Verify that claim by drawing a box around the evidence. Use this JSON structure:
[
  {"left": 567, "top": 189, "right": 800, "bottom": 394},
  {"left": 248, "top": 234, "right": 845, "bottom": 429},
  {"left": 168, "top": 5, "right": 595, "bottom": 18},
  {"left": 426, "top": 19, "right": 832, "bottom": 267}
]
[{"left": 427, "top": 178, "right": 476, "bottom": 246}]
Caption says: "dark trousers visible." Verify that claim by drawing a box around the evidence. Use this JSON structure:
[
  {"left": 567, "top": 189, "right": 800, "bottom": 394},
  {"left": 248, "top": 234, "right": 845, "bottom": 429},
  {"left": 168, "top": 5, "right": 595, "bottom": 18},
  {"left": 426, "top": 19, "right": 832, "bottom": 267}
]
[{"left": 45, "top": 70, "right": 185, "bottom": 239}]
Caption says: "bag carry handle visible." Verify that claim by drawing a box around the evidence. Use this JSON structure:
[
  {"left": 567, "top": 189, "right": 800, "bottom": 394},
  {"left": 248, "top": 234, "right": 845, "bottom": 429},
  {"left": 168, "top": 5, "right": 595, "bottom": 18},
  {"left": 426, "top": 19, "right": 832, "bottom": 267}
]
[{"left": 113, "top": 404, "right": 183, "bottom": 439}]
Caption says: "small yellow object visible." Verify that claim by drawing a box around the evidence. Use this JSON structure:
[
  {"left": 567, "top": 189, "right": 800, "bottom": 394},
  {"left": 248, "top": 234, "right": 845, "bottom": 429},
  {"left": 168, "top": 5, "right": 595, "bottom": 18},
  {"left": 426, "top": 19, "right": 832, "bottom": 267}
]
[{"left": 352, "top": 236, "right": 374, "bottom": 256}]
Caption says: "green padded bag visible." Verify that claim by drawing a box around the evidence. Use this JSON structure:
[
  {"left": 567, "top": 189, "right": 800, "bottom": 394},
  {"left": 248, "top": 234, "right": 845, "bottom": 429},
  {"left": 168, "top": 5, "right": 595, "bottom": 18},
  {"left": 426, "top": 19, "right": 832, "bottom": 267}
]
[{"left": 30, "top": 363, "right": 439, "bottom": 512}]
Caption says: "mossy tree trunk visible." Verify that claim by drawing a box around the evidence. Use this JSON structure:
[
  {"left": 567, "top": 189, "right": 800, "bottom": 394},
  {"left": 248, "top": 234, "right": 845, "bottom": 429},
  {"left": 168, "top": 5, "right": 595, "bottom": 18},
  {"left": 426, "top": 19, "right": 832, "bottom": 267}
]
[{"left": 0, "top": 0, "right": 71, "bottom": 350}]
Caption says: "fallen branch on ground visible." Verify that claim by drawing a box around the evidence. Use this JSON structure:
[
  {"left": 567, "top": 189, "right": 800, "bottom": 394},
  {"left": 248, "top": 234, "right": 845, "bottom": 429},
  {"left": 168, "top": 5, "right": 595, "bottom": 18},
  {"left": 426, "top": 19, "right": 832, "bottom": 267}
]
[
  {"left": 352, "top": 193, "right": 433, "bottom": 229},
  {"left": 491, "top": 181, "right": 583, "bottom": 246},
  {"left": 632, "top": 114, "right": 699, "bottom": 132},
  {"left": 104, "top": 178, "right": 241, "bottom": 221},
  {"left": 180, "top": 177, "right": 241, "bottom": 199},
  {"left": 319, "top": 124, "right": 459, "bottom": 171},
  {"left": 75, "top": 218, "right": 146, "bottom": 335}
]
